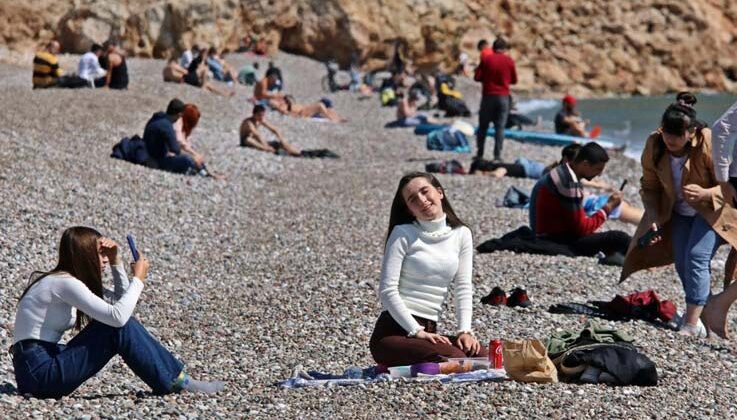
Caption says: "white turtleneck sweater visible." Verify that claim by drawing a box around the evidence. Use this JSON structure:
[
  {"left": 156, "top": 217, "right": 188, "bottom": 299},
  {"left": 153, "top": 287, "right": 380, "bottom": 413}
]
[{"left": 378, "top": 215, "right": 473, "bottom": 335}]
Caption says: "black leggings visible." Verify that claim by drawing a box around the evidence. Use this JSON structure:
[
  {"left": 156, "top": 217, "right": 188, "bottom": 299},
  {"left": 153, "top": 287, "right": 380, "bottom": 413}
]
[
  {"left": 552, "top": 231, "right": 631, "bottom": 256},
  {"left": 471, "top": 160, "right": 526, "bottom": 177}
]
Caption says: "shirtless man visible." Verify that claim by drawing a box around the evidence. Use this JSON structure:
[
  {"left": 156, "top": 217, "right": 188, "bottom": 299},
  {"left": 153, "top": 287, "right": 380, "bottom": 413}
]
[
  {"left": 253, "top": 68, "right": 287, "bottom": 110},
  {"left": 163, "top": 58, "right": 188, "bottom": 83},
  {"left": 239, "top": 105, "right": 301, "bottom": 156},
  {"left": 282, "top": 96, "right": 347, "bottom": 123}
]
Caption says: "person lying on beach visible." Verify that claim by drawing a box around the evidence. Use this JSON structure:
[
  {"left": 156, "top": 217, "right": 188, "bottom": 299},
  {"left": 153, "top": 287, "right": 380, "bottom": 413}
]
[
  {"left": 281, "top": 95, "right": 347, "bottom": 122},
  {"left": 370, "top": 172, "right": 487, "bottom": 367},
  {"left": 239, "top": 104, "right": 301, "bottom": 156},
  {"left": 530, "top": 142, "right": 631, "bottom": 265},
  {"left": 11, "top": 226, "right": 225, "bottom": 398},
  {"left": 622, "top": 94, "right": 737, "bottom": 338},
  {"left": 183, "top": 48, "right": 235, "bottom": 97},
  {"left": 174, "top": 103, "right": 225, "bottom": 180},
  {"left": 555, "top": 95, "right": 587, "bottom": 137},
  {"left": 143, "top": 98, "right": 205, "bottom": 174},
  {"left": 163, "top": 58, "right": 188, "bottom": 83},
  {"left": 206, "top": 47, "right": 238, "bottom": 83},
  {"left": 253, "top": 68, "right": 287, "bottom": 109}
]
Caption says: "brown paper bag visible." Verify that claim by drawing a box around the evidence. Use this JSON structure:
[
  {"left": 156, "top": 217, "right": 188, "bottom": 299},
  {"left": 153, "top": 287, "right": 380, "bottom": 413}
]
[{"left": 502, "top": 339, "right": 558, "bottom": 383}]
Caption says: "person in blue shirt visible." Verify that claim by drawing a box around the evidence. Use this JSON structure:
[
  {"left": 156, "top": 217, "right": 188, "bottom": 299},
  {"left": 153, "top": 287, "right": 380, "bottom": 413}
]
[{"left": 143, "top": 99, "right": 201, "bottom": 174}]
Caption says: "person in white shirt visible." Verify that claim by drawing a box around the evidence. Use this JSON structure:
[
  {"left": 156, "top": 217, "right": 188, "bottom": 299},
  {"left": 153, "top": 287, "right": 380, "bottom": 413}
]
[
  {"left": 77, "top": 43, "right": 106, "bottom": 87},
  {"left": 11, "top": 226, "right": 224, "bottom": 398},
  {"left": 369, "top": 172, "right": 486, "bottom": 367},
  {"left": 180, "top": 44, "right": 199, "bottom": 69}
]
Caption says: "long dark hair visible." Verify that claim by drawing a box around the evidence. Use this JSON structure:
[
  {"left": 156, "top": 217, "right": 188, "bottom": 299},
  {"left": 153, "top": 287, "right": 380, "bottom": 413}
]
[
  {"left": 19, "top": 226, "right": 104, "bottom": 330},
  {"left": 653, "top": 91, "right": 706, "bottom": 164},
  {"left": 385, "top": 172, "right": 468, "bottom": 246}
]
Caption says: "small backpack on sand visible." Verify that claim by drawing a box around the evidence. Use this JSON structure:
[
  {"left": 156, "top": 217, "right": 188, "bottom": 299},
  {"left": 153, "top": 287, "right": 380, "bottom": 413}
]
[{"left": 111, "top": 135, "right": 151, "bottom": 166}]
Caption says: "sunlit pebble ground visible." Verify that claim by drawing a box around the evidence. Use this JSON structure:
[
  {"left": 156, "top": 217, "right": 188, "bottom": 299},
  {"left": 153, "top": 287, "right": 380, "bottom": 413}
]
[{"left": 0, "top": 52, "right": 735, "bottom": 418}]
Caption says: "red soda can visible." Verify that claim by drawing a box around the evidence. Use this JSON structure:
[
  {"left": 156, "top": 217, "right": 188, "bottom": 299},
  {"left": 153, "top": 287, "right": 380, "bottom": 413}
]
[{"left": 489, "top": 339, "right": 503, "bottom": 369}]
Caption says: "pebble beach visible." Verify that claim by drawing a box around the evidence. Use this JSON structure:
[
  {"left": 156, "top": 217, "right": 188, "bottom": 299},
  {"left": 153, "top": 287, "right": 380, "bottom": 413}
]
[{"left": 1, "top": 52, "right": 736, "bottom": 418}]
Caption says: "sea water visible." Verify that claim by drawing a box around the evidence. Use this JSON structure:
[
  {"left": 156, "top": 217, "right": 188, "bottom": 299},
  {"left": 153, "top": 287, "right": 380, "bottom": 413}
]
[{"left": 518, "top": 93, "right": 737, "bottom": 159}]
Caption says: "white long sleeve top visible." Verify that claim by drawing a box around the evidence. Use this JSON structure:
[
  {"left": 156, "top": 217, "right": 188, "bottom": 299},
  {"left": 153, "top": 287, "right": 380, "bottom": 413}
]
[
  {"left": 13, "top": 265, "right": 143, "bottom": 344},
  {"left": 378, "top": 215, "right": 474, "bottom": 336},
  {"left": 711, "top": 100, "right": 737, "bottom": 182}
]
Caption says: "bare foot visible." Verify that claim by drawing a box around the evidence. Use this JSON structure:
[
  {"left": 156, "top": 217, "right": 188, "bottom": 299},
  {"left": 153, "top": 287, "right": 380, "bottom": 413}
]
[
  {"left": 491, "top": 168, "right": 507, "bottom": 178},
  {"left": 702, "top": 293, "right": 731, "bottom": 339}
]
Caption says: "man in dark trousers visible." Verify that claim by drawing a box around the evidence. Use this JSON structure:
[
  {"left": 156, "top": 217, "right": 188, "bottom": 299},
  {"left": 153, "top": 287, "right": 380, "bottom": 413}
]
[
  {"left": 143, "top": 98, "right": 200, "bottom": 174},
  {"left": 474, "top": 38, "right": 517, "bottom": 161}
]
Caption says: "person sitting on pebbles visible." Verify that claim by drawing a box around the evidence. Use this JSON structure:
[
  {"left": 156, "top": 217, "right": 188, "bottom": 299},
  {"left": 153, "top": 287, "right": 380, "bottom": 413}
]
[
  {"left": 162, "top": 57, "right": 188, "bottom": 83},
  {"left": 143, "top": 98, "right": 207, "bottom": 175},
  {"left": 253, "top": 67, "right": 288, "bottom": 111},
  {"left": 239, "top": 104, "right": 301, "bottom": 156},
  {"left": 11, "top": 226, "right": 225, "bottom": 398},
  {"left": 369, "top": 172, "right": 487, "bottom": 367}
]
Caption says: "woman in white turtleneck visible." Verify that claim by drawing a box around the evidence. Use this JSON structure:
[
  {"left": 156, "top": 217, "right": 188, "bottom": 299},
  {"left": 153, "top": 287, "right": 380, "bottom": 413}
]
[{"left": 369, "top": 172, "right": 486, "bottom": 367}]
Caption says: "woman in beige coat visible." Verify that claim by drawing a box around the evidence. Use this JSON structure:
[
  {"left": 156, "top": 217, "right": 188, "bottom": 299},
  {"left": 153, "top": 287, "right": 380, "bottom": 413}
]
[{"left": 621, "top": 94, "right": 737, "bottom": 338}]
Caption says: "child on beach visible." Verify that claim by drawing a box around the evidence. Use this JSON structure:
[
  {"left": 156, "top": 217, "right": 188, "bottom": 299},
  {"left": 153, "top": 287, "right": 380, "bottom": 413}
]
[
  {"left": 621, "top": 94, "right": 737, "bottom": 337},
  {"left": 11, "top": 226, "right": 225, "bottom": 398},
  {"left": 369, "top": 172, "right": 487, "bottom": 367}
]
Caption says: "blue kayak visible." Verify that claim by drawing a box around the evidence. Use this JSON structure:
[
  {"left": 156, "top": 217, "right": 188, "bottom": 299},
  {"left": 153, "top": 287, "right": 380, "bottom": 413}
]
[{"left": 413, "top": 124, "right": 626, "bottom": 151}]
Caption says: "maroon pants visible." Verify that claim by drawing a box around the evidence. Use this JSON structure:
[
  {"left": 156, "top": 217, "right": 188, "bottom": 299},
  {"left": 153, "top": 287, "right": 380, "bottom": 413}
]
[{"left": 369, "top": 311, "right": 488, "bottom": 367}]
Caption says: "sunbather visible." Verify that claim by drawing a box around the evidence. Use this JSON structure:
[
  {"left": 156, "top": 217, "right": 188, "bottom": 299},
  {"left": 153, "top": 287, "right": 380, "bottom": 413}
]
[
  {"left": 253, "top": 68, "right": 287, "bottom": 109},
  {"left": 11, "top": 226, "right": 225, "bottom": 398},
  {"left": 163, "top": 58, "right": 188, "bottom": 83},
  {"left": 206, "top": 47, "right": 238, "bottom": 83},
  {"left": 239, "top": 105, "right": 300, "bottom": 156},
  {"left": 99, "top": 40, "right": 128, "bottom": 90},
  {"left": 282, "top": 95, "right": 347, "bottom": 122},
  {"left": 395, "top": 91, "right": 437, "bottom": 127},
  {"left": 369, "top": 172, "right": 487, "bottom": 367},
  {"left": 183, "top": 48, "right": 235, "bottom": 97},
  {"left": 173, "top": 103, "right": 224, "bottom": 180}
]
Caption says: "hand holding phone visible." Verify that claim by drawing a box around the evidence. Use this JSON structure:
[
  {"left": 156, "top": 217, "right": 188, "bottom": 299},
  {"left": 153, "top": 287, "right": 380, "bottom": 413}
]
[
  {"left": 126, "top": 234, "right": 140, "bottom": 262},
  {"left": 619, "top": 179, "right": 628, "bottom": 191},
  {"left": 637, "top": 224, "right": 662, "bottom": 248}
]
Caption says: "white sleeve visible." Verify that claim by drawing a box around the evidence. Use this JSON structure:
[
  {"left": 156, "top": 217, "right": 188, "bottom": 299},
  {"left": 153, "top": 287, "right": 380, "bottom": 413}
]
[
  {"left": 712, "top": 100, "right": 737, "bottom": 182},
  {"left": 110, "top": 264, "right": 131, "bottom": 300},
  {"left": 378, "top": 227, "right": 424, "bottom": 335},
  {"left": 54, "top": 276, "right": 144, "bottom": 328},
  {"left": 453, "top": 227, "right": 473, "bottom": 333}
]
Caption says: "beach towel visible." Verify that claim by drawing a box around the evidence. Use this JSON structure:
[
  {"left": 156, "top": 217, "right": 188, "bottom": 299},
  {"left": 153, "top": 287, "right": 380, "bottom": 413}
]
[
  {"left": 277, "top": 365, "right": 507, "bottom": 389},
  {"left": 426, "top": 127, "right": 471, "bottom": 153}
]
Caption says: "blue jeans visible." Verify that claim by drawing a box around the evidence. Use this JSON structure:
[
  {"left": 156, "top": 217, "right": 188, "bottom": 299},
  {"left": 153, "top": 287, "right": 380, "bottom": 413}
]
[
  {"left": 12, "top": 318, "right": 184, "bottom": 398},
  {"left": 157, "top": 155, "right": 198, "bottom": 174},
  {"left": 671, "top": 213, "right": 724, "bottom": 306}
]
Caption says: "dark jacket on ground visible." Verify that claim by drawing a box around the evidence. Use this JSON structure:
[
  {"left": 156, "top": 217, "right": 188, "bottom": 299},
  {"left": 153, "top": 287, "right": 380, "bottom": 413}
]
[{"left": 143, "top": 112, "right": 180, "bottom": 162}]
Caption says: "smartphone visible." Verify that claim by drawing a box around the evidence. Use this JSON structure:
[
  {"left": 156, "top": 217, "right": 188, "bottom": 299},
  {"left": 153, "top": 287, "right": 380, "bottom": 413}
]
[
  {"left": 126, "top": 234, "right": 140, "bottom": 262},
  {"left": 637, "top": 227, "right": 661, "bottom": 248},
  {"left": 619, "top": 179, "right": 628, "bottom": 191}
]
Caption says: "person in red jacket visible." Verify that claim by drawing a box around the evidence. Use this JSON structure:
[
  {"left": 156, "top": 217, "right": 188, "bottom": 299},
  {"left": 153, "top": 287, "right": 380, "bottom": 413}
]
[
  {"left": 474, "top": 38, "right": 517, "bottom": 161},
  {"left": 529, "top": 142, "right": 631, "bottom": 265}
]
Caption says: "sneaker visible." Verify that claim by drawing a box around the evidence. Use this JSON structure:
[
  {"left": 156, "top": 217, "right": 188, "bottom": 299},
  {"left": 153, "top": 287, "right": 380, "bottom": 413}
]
[
  {"left": 678, "top": 320, "right": 708, "bottom": 338},
  {"left": 481, "top": 287, "right": 507, "bottom": 306},
  {"left": 507, "top": 287, "right": 532, "bottom": 308},
  {"left": 598, "top": 252, "right": 625, "bottom": 267}
]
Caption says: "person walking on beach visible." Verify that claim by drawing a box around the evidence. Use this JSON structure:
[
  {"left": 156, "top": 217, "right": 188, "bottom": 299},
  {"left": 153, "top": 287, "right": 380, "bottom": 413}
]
[
  {"left": 474, "top": 38, "right": 517, "bottom": 161},
  {"left": 621, "top": 94, "right": 737, "bottom": 337},
  {"left": 369, "top": 172, "right": 487, "bottom": 367},
  {"left": 529, "top": 142, "right": 630, "bottom": 265},
  {"left": 11, "top": 226, "right": 225, "bottom": 398}
]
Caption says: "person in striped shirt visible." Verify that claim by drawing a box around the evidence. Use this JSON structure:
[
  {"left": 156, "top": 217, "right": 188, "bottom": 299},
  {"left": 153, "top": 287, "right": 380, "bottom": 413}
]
[{"left": 32, "top": 41, "right": 63, "bottom": 89}]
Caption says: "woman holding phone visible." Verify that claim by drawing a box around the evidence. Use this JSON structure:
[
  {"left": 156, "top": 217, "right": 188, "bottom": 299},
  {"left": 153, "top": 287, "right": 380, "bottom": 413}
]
[
  {"left": 621, "top": 93, "right": 737, "bottom": 337},
  {"left": 11, "top": 226, "right": 224, "bottom": 398}
]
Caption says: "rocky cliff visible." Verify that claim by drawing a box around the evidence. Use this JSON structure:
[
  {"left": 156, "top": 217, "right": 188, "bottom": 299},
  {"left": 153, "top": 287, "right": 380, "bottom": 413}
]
[{"left": 2, "top": 0, "right": 737, "bottom": 96}]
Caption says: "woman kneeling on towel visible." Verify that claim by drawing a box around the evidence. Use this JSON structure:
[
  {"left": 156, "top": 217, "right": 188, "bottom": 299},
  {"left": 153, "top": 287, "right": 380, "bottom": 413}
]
[
  {"left": 370, "top": 172, "right": 488, "bottom": 366},
  {"left": 11, "top": 226, "right": 224, "bottom": 398}
]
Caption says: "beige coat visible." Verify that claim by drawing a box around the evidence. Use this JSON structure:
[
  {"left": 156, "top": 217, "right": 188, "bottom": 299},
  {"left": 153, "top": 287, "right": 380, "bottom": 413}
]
[{"left": 620, "top": 128, "right": 737, "bottom": 284}]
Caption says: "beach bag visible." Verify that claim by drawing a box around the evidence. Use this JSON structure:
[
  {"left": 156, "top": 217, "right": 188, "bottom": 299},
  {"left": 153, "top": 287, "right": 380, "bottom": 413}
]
[
  {"left": 503, "top": 339, "right": 558, "bottom": 383},
  {"left": 496, "top": 186, "right": 531, "bottom": 208},
  {"left": 425, "top": 160, "right": 466, "bottom": 175},
  {"left": 111, "top": 135, "right": 151, "bottom": 165},
  {"left": 426, "top": 127, "right": 470, "bottom": 153},
  {"left": 380, "top": 88, "right": 397, "bottom": 106}
]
